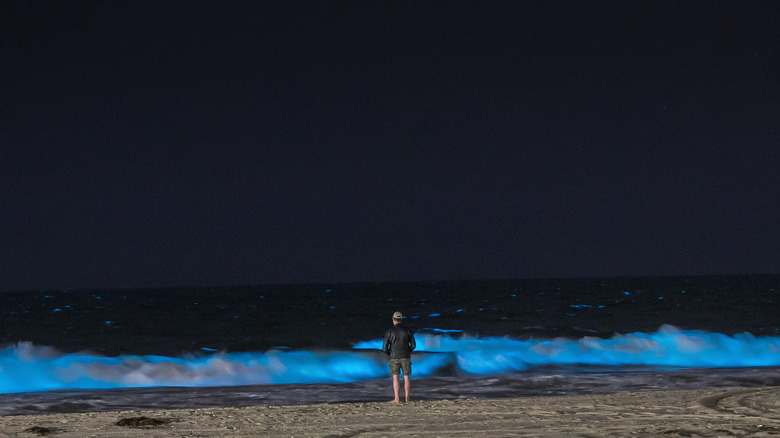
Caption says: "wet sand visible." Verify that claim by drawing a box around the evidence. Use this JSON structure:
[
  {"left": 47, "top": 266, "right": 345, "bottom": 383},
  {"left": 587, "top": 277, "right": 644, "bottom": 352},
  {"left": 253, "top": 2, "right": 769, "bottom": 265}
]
[{"left": 1, "top": 386, "right": 779, "bottom": 437}]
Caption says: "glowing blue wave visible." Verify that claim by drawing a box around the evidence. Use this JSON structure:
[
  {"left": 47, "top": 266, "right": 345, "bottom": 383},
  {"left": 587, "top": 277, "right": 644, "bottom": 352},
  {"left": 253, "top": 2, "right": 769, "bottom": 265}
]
[
  {"left": 355, "top": 325, "right": 780, "bottom": 373},
  {"left": 1, "top": 325, "right": 779, "bottom": 394}
]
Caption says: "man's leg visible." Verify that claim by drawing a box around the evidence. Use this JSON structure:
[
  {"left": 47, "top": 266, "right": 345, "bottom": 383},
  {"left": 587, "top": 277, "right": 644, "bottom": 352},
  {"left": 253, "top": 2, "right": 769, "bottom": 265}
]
[
  {"left": 403, "top": 375, "right": 411, "bottom": 402},
  {"left": 392, "top": 375, "right": 401, "bottom": 403}
]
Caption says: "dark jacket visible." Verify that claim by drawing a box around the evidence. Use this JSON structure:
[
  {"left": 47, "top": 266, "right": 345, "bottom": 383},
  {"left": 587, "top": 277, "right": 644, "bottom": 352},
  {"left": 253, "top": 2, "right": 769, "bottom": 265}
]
[{"left": 383, "top": 323, "right": 416, "bottom": 359}]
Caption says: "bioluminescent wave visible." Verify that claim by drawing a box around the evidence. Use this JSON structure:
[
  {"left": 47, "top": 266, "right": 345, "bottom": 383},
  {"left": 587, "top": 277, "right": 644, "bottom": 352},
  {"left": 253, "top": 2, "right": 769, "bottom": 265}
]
[
  {"left": 2, "top": 325, "right": 779, "bottom": 394},
  {"left": 355, "top": 325, "right": 780, "bottom": 374}
]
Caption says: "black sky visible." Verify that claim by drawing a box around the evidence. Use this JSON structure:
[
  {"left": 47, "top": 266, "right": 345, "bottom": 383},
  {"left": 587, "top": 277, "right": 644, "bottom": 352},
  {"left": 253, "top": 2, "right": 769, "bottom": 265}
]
[{"left": 1, "top": 1, "right": 779, "bottom": 292}]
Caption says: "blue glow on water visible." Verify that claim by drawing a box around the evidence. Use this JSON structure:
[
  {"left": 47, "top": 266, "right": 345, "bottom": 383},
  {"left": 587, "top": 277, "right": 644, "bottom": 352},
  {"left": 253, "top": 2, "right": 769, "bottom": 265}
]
[
  {"left": 423, "top": 328, "right": 463, "bottom": 333},
  {"left": 0, "top": 343, "right": 390, "bottom": 394},
  {"left": 2, "top": 326, "right": 779, "bottom": 394}
]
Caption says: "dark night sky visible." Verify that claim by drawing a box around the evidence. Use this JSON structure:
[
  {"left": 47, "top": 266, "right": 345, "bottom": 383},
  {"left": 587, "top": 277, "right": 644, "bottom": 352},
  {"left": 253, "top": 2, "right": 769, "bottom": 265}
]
[{"left": 1, "top": 1, "right": 779, "bottom": 292}]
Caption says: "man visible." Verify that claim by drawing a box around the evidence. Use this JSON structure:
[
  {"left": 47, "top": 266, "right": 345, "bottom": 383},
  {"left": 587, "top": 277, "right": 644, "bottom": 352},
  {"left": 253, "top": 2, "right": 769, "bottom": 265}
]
[{"left": 382, "top": 311, "right": 416, "bottom": 403}]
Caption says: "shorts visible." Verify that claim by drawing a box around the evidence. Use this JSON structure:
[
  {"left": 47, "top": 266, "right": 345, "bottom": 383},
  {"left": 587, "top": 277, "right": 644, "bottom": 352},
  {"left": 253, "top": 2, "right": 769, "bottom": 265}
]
[{"left": 389, "top": 358, "right": 412, "bottom": 376}]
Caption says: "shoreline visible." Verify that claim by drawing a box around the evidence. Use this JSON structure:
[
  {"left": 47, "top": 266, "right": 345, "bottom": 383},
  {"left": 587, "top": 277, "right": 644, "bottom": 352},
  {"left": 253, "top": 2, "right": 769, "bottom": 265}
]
[{"left": 1, "top": 386, "right": 779, "bottom": 437}]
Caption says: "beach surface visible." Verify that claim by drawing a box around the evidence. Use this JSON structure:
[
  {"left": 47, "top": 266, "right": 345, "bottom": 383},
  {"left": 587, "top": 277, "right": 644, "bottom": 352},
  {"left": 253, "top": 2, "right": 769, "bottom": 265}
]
[{"left": 1, "top": 386, "right": 779, "bottom": 437}]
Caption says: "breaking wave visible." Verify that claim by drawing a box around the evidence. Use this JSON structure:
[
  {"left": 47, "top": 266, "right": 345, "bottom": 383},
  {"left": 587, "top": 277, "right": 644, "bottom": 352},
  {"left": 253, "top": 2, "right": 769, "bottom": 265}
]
[{"left": 2, "top": 325, "right": 779, "bottom": 394}]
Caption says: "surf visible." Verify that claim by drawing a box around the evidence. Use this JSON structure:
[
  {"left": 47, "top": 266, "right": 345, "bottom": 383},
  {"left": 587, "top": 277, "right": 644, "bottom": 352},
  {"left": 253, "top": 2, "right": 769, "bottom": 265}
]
[{"left": 2, "top": 325, "right": 779, "bottom": 394}]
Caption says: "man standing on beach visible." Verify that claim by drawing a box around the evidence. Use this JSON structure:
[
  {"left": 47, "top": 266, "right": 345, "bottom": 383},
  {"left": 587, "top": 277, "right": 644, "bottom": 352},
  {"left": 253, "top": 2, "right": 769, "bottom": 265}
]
[{"left": 383, "top": 311, "right": 416, "bottom": 403}]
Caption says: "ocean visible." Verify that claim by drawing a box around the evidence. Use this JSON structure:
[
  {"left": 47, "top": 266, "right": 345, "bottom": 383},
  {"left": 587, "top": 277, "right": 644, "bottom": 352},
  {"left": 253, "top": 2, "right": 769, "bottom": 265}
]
[{"left": 1, "top": 275, "right": 778, "bottom": 416}]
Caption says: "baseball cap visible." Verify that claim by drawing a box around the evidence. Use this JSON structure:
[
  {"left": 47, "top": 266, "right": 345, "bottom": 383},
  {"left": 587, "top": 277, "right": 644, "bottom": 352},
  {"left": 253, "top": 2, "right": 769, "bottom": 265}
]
[{"left": 392, "top": 311, "right": 403, "bottom": 319}]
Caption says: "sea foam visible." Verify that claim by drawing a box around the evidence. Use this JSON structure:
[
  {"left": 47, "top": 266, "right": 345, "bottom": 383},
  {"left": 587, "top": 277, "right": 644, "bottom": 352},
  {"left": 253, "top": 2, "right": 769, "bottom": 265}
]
[{"left": 2, "top": 325, "right": 779, "bottom": 394}]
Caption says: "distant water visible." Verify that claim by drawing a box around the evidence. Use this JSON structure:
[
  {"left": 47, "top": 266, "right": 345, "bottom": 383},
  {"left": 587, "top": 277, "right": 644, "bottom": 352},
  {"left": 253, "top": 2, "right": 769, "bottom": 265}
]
[{"left": 1, "top": 275, "right": 778, "bottom": 415}]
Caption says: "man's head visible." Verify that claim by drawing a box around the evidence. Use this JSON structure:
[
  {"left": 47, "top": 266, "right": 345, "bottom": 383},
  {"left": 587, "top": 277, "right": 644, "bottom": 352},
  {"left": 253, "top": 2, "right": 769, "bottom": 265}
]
[{"left": 392, "top": 311, "right": 403, "bottom": 324}]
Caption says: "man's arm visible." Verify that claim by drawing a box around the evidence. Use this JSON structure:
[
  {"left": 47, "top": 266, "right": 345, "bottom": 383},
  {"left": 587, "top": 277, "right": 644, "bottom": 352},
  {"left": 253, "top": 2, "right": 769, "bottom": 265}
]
[
  {"left": 409, "top": 329, "right": 416, "bottom": 351},
  {"left": 382, "top": 330, "right": 391, "bottom": 356}
]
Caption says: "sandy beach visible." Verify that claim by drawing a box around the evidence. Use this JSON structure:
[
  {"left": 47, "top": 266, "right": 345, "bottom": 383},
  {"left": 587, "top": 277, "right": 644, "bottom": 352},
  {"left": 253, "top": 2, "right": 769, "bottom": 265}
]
[{"left": 1, "top": 386, "right": 778, "bottom": 437}]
